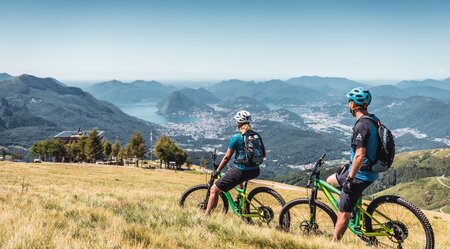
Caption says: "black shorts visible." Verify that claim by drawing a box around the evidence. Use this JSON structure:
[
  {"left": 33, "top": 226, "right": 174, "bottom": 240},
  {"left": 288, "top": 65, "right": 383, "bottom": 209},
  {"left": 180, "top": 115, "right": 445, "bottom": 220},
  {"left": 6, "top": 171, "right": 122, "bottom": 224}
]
[
  {"left": 336, "top": 167, "right": 373, "bottom": 213},
  {"left": 215, "top": 167, "right": 260, "bottom": 192}
]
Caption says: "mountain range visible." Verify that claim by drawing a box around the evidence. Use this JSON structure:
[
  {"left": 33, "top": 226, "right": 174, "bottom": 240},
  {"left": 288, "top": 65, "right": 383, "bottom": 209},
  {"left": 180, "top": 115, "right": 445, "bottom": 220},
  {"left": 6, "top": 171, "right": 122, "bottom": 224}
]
[
  {"left": 0, "top": 75, "right": 159, "bottom": 149},
  {"left": 396, "top": 78, "right": 450, "bottom": 90},
  {"left": 87, "top": 79, "right": 176, "bottom": 104},
  {"left": 85, "top": 76, "right": 450, "bottom": 105},
  {"left": 1, "top": 72, "right": 449, "bottom": 171},
  {"left": 0, "top": 73, "right": 13, "bottom": 82}
]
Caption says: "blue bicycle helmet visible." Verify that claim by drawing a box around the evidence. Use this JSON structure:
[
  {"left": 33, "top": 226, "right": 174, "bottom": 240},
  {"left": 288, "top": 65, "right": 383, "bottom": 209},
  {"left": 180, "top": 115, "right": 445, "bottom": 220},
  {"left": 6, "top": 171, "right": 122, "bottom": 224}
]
[{"left": 346, "top": 87, "right": 372, "bottom": 107}]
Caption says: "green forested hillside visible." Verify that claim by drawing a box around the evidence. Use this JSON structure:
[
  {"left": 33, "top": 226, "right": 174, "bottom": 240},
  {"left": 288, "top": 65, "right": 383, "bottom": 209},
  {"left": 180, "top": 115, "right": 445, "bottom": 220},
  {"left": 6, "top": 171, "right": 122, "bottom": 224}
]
[
  {"left": 366, "top": 148, "right": 450, "bottom": 194},
  {"left": 371, "top": 176, "right": 450, "bottom": 213}
]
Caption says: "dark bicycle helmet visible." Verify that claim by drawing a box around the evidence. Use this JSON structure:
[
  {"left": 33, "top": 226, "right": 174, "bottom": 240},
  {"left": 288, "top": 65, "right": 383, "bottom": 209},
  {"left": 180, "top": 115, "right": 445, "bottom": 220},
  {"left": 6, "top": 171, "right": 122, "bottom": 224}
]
[{"left": 346, "top": 87, "right": 372, "bottom": 107}]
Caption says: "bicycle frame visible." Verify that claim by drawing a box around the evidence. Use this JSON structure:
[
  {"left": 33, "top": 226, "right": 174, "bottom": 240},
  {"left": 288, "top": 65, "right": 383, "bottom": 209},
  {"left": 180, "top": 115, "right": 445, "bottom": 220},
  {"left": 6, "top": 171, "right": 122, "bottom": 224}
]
[
  {"left": 214, "top": 173, "right": 268, "bottom": 218},
  {"left": 300, "top": 153, "right": 396, "bottom": 239},
  {"left": 312, "top": 177, "right": 396, "bottom": 238}
]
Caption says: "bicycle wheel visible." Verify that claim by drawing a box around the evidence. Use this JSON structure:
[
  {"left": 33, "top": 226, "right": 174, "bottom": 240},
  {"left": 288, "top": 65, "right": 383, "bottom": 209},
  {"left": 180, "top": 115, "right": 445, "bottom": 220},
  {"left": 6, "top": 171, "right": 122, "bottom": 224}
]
[
  {"left": 364, "top": 195, "right": 434, "bottom": 249},
  {"left": 279, "top": 198, "right": 337, "bottom": 238},
  {"left": 179, "top": 184, "right": 229, "bottom": 214},
  {"left": 244, "top": 187, "right": 286, "bottom": 226}
]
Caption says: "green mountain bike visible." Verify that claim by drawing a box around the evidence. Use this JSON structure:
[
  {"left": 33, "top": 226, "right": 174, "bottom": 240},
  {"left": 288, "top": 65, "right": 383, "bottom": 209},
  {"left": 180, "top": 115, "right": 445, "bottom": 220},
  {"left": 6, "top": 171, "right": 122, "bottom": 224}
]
[
  {"left": 179, "top": 150, "right": 287, "bottom": 225},
  {"left": 279, "top": 154, "right": 435, "bottom": 249}
]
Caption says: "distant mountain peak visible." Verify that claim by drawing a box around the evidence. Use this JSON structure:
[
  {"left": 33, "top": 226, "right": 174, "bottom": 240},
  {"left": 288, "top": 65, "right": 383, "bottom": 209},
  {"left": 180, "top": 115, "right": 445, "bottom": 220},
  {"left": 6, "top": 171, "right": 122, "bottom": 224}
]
[
  {"left": 1, "top": 74, "right": 85, "bottom": 96},
  {"left": 0, "top": 72, "right": 13, "bottom": 83},
  {"left": 157, "top": 91, "right": 213, "bottom": 116}
]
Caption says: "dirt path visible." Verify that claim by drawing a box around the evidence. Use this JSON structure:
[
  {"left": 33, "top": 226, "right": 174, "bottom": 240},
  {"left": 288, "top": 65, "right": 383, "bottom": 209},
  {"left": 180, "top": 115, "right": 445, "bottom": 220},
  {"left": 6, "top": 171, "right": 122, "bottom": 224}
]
[{"left": 436, "top": 175, "right": 450, "bottom": 189}]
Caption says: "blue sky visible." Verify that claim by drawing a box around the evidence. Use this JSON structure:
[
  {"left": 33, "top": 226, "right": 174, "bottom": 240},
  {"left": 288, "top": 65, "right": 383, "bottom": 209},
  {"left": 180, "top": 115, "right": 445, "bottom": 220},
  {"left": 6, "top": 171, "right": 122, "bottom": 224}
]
[{"left": 0, "top": 0, "right": 449, "bottom": 82}]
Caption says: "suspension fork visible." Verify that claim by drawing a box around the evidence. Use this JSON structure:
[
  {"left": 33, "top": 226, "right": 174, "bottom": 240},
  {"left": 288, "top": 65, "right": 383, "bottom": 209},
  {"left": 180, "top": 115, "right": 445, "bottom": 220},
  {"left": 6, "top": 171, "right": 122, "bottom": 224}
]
[{"left": 308, "top": 186, "right": 319, "bottom": 225}]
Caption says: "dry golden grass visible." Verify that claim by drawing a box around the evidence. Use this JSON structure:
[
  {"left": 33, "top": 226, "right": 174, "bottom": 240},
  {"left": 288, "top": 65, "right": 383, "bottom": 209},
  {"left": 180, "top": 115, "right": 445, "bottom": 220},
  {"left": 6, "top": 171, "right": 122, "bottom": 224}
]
[{"left": 0, "top": 161, "right": 448, "bottom": 248}]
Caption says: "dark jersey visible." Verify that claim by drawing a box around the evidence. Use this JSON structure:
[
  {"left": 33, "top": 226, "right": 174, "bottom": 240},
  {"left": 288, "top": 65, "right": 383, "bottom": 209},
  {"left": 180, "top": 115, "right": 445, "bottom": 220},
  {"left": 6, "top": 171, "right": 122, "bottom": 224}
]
[{"left": 349, "top": 114, "right": 379, "bottom": 182}]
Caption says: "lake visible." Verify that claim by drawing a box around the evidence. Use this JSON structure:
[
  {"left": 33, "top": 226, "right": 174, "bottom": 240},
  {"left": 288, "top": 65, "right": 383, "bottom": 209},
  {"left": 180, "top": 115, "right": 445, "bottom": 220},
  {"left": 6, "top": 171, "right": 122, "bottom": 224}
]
[{"left": 117, "top": 101, "right": 200, "bottom": 125}]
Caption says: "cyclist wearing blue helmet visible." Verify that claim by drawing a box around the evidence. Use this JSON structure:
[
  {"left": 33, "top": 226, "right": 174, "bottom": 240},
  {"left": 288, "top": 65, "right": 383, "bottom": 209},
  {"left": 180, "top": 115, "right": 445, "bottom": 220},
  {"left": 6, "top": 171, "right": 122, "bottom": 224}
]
[{"left": 327, "top": 87, "right": 381, "bottom": 242}]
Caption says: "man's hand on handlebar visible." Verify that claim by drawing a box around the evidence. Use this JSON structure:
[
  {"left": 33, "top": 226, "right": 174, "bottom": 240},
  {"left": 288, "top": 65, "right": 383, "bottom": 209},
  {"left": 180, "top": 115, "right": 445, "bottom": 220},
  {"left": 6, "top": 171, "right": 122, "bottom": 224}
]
[{"left": 211, "top": 170, "right": 220, "bottom": 179}]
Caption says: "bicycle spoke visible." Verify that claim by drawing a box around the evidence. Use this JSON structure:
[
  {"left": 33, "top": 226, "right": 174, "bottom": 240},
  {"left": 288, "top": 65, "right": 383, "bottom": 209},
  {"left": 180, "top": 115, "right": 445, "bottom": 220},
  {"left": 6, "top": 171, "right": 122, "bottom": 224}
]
[
  {"left": 280, "top": 200, "right": 335, "bottom": 238},
  {"left": 180, "top": 185, "right": 226, "bottom": 214},
  {"left": 369, "top": 203, "right": 428, "bottom": 248},
  {"left": 245, "top": 188, "right": 285, "bottom": 226}
]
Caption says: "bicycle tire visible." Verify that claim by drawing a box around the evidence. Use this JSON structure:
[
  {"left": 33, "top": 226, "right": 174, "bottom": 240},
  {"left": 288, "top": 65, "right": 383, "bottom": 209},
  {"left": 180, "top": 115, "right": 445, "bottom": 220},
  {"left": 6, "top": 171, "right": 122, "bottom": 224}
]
[
  {"left": 179, "top": 184, "right": 229, "bottom": 214},
  {"left": 244, "top": 186, "right": 286, "bottom": 226},
  {"left": 279, "top": 198, "right": 337, "bottom": 237},
  {"left": 364, "top": 195, "right": 435, "bottom": 249}
]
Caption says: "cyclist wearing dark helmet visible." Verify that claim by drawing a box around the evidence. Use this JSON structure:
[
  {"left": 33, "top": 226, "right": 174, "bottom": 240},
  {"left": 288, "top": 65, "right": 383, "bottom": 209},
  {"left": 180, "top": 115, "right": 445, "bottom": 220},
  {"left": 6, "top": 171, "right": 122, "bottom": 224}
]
[
  {"left": 327, "top": 87, "right": 380, "bottom": 241},
  {"left": 205, "top": 110, "right": 266, "bottom": 215}
]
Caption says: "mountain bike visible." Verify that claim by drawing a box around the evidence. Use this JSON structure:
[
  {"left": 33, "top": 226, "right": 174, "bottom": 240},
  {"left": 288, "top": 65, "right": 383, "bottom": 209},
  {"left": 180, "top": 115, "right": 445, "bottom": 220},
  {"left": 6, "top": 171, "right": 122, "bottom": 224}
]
[
  {"left": 179, "top": 149, "right": 287, "bottom": 226},
  {"left": 278, "top": 154, "right": 435, "bottom": 249}
]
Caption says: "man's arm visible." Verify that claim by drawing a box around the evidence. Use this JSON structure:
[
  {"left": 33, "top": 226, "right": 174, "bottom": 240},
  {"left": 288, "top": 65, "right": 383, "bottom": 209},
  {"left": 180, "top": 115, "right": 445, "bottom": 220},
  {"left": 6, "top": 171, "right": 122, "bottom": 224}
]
[
  {"left": 348, "top": 146, "right": 366, "bottom": 178},
  {"left": 216, "top": 148, "right": 234, "bottom": 172}
]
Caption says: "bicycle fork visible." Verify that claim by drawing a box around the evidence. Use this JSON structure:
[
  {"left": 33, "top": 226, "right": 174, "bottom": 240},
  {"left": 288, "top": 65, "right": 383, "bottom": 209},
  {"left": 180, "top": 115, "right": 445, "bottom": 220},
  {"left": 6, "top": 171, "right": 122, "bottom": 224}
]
[{"left": 306, "top": 187, "right": 319, "bottom": 230}]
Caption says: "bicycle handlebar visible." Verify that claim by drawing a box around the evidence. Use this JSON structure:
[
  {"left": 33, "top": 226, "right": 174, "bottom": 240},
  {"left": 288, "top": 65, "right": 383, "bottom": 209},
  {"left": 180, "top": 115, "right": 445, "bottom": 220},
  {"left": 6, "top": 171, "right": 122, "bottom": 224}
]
[
  {"left": 211, "top": 149, "right": 219, "bottom": 171},
  {"left": 307, "top": 153, "right": 326, "bottom": 187}
]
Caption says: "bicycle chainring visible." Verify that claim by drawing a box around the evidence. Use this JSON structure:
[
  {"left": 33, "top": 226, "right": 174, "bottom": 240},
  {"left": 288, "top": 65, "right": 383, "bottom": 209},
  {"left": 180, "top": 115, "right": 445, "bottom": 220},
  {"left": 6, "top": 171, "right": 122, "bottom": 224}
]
[
  {"left": 258, "top": 206, "right": 274, "bottom": 223},
  {"left": 198, "top": 201, "right": 207, "bottom": 210},
  {"left": 386, "top": 221, "right": 409, "bottom": 242},
  {"left": 299, "top": 220, "right": 320, "bottom": 235}
]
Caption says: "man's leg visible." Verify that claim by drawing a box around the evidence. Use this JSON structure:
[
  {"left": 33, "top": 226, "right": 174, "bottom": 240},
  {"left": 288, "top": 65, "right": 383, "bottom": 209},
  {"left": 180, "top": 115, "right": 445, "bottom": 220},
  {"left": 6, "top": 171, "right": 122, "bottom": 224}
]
[
  {"left": 205, "top": 185, "right": 222, "bottom": 215},
  {"left": 333, "top": 211, "right": 352, "bottom": 242},
  {"left": 327, "top": 173, "right": 340, "bottom": 187}
]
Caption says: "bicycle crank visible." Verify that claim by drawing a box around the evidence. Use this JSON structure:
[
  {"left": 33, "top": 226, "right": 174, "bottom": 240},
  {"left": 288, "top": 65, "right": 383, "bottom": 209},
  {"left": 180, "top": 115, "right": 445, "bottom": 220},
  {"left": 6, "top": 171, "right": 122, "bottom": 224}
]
[
  {"left": 258, "top": 206, "right": 274, "bottom": 224},
  {"left": 385, "top": 221, "right": 409, "bottom": 245}
]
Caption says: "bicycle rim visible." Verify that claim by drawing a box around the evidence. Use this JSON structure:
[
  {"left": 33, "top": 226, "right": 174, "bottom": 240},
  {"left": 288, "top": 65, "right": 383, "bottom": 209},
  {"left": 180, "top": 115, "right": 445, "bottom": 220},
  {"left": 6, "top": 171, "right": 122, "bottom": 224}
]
[
  {"left": 279, "top": 199, "right": 336, "bottom": 238},
  {"left": 179, "top": 185, "right": 228, "bottom": 214},
  {"left": 365, "top": 195, "right": 434, "bottom": 249},
  {"left": 244, "top": 187, "right": 286, "bottom": 226}
]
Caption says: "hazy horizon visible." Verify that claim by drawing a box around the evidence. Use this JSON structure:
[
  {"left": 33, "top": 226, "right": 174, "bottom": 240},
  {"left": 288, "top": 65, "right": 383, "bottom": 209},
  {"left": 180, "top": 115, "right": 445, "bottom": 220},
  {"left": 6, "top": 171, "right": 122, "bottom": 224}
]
[{"left": 2, "top": 70, "right": 450, "bottom": 88}]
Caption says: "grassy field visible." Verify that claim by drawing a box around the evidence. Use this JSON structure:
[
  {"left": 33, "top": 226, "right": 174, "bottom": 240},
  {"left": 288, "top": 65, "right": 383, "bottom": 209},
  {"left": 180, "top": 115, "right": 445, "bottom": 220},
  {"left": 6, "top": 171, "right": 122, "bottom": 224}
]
[{"left": 0, "top": 162, "right": 449, "bottom": 248}]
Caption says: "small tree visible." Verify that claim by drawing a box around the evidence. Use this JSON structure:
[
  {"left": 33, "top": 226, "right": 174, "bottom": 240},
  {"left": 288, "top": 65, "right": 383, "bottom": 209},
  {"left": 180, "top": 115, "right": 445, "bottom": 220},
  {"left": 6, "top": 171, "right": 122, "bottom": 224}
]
[
  {"left": 85, "top": 128, "right": 102, "bottom": 163},
  {"left": 48, "top": 139, "right": 66, "bottom": 162},
  {"left": 111, "top": 139, "right": 121, "bottom": 160},
  {"left": 119, "top": 147, "right": 130, "bottom": 166},
  {"left": 102, "top": 140, "right": 112, "bottom": 161},
  {"left": 154, "top": 136, "right": 171, "bottom": 168},
  {"left": 74, "top": 138, "right": 86, "bottom": 162},
  {"left": 30, "top": 141, "right": 46, "bottom": 160},
  {"left": 154, "top": 135, "right": 188, "bottom": 170},
  {"left": 128, "top": 130, "right": 146, "bottom": 167}
]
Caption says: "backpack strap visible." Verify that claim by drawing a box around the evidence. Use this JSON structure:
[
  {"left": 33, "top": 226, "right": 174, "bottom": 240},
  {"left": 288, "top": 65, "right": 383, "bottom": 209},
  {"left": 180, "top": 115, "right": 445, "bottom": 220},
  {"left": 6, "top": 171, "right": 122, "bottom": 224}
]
[
  {"left": 357, "top": 115, "right": 381, "bottom": 169},
  {"left": 359, "top": 115, "right": 381, "bottom": 127}
]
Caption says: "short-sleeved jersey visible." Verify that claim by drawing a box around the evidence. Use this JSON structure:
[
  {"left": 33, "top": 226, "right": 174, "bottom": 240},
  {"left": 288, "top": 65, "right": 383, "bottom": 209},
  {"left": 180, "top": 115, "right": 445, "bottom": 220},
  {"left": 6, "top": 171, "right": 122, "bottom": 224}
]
[
  {"left": 349, "top": 114, "right": 379, "bottom": 182},
  {"left": 229, "top": 133, "right": 259, "bottom": 170}
]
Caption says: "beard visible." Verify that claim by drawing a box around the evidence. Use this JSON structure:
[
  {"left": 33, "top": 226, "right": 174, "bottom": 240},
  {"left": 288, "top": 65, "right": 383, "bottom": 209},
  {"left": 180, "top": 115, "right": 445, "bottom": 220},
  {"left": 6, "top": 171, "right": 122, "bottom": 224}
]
[{"left": 349, "top": 107, "right": 356, "bottom": 117}]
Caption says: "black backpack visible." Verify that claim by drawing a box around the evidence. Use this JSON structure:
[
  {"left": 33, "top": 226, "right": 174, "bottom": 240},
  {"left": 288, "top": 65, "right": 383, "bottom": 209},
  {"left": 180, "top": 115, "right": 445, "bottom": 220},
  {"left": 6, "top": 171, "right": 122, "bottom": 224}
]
[
  {"left": 361, "top": 116, "right": 396, "bottom": 172},
  {"left": 235, "top": 130, "right": 265, "bottom": 166}
]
